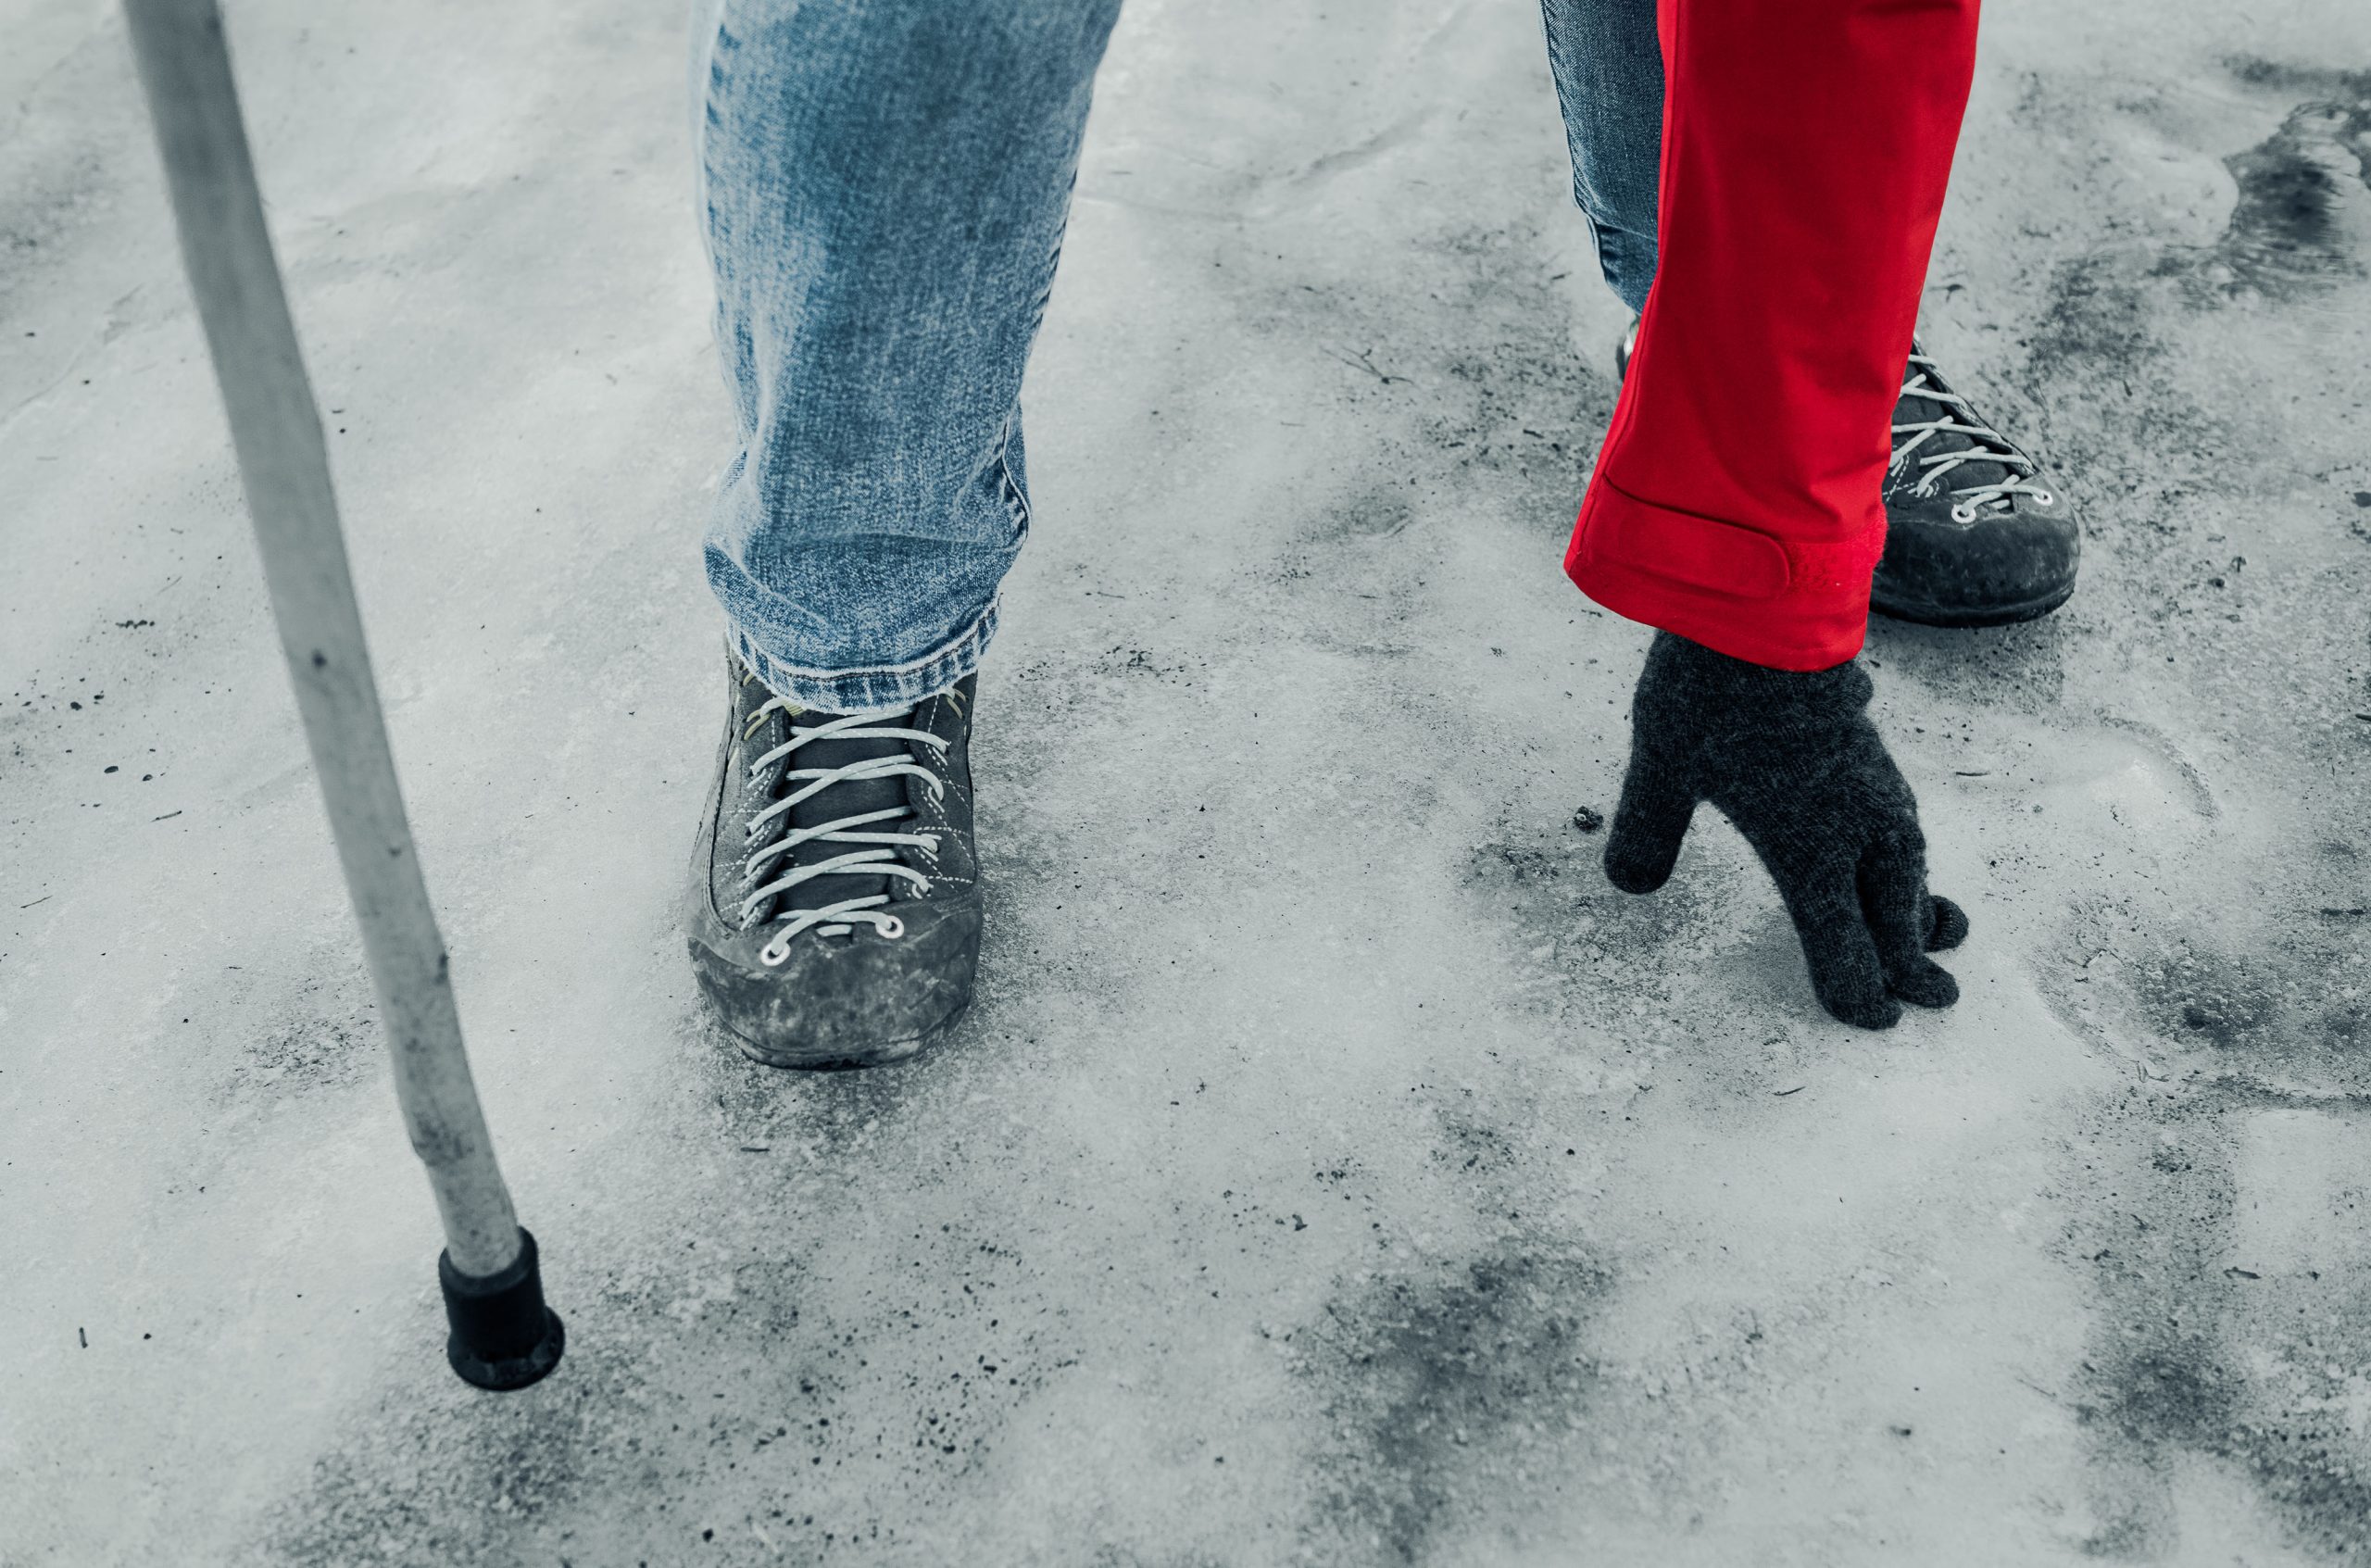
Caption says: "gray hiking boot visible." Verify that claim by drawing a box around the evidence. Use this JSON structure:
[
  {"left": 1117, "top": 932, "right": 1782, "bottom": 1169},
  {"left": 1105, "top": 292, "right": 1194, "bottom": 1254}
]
[
  {"left": 1872, "top": 344, "right": 2078, "bottom": 627},
  {"left": 684, "top": 654, "right": 982, "bottom": 1069}
]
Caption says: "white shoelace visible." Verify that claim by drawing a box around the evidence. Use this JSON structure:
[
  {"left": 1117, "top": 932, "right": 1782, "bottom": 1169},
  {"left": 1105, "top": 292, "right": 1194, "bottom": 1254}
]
[
  {"left": 736, "top": 692, "right": 949, "bottom": 966},
  {"left": 1890, "top": 349, "right": 2054, "bottom": 523}
]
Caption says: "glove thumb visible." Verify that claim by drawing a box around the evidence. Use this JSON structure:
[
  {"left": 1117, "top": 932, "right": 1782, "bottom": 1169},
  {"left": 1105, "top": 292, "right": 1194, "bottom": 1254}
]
[{"left": 1604, "top": 764, "right": 1693, "bottom": 895}]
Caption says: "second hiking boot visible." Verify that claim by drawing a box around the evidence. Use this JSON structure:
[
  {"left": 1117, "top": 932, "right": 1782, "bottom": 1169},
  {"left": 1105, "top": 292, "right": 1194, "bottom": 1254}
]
[
  {"left": 684, "top": 655, "right": 983, "bottom": 1069},
  {"left": 1613, "top": 319, "right": 2080, "bottom": 628}
]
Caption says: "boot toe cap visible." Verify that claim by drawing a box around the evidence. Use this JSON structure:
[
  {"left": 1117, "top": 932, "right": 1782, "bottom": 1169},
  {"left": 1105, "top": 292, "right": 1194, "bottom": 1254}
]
[
  {"left": 1872, "top": 490, "right": 2081, "bottom": 628},
  {"left": 688, "top": 894, "right": 984, "bottom": 1069}
]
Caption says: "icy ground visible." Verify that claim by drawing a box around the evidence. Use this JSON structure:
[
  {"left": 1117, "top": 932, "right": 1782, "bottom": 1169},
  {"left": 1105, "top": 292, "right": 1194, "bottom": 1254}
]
[{"left": 6, "top": 1, "right": 2371, "bottom": 1562}]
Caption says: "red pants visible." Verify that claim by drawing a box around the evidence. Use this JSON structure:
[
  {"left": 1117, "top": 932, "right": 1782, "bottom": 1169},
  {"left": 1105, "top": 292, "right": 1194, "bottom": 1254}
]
[{"left": 1565, "top": 0, "right": 1982, "bottom": 671}]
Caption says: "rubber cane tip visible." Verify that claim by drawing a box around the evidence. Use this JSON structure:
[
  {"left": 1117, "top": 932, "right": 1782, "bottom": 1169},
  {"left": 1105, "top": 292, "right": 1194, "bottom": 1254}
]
[
  {"left": 448, "top": 1306, "right": 565, "bottom": 1392},
  {"left": 439, "top": 1227, "right": 566, "bottom": 1392}
]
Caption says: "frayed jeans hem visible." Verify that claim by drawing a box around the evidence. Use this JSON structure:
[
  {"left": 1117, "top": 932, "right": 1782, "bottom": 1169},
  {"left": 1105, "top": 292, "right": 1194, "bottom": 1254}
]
[{"left": 727, "top": 597, "right": 997, "bottom": 714}]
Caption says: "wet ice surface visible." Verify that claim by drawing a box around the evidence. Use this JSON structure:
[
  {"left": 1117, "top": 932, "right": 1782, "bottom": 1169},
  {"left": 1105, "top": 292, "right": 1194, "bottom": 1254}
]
[{"left": 4, "top": 0, "right": 2370, "bottom": 1562}]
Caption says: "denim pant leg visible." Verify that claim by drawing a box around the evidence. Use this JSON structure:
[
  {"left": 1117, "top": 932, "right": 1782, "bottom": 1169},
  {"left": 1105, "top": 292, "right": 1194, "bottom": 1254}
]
[
  {"left": 1539, "top": 0, "right": 1663, "bottom": 315},
  {"left": 694, "top": 0, "right": 1123, "bottom": 712}
]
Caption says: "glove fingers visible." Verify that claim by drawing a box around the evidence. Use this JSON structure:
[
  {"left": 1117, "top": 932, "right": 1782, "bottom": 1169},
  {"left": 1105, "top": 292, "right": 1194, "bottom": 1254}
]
[
  {"left": 1603, "top": 766, "right": 1694, "bottom": 896},
  {"left": 1783, "top": 872, "right": 1902, "bottom": 1030},
  {"left": 1858, "top": 834, "right": 1960, "bottom": 1010}
]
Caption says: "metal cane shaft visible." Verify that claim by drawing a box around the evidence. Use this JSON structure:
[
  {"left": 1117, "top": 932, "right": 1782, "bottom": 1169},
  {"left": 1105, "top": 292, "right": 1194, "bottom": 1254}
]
[{"left": 124, "top": 0, "right": 521, "bottom": 1277}]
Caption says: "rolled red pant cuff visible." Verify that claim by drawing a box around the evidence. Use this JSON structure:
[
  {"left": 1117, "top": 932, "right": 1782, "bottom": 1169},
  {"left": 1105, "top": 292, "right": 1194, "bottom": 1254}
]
[{"left": 1564, "top": 476, "right": 1884, "bottom": 671}]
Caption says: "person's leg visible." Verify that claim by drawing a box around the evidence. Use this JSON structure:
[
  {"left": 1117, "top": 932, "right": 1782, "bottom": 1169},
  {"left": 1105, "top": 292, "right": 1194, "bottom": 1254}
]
[
  {"left": 695, "top": 0, "right": 1122, "bottom": 712},
  {"left": 685, "top": 0, "right": 1122, "bottom": 1067},
  {"left": 1538, "top": 0, "right": 1662, "bottom": 317},
  {"left": 1542, "top": 0, "right": 2079, "bottom": 632},
  {"left": 1563, "top": 0, "right": 1982, "bottom": 668}
]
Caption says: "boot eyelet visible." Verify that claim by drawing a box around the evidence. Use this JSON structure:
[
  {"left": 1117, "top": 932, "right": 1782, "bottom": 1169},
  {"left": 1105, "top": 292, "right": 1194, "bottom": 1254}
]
[
  {"left": 1950, "top": 503, "right": 1978, "bottom": 524},
  {"left": 878, "top": 916, "right": 906, "bottom": 940},
  {"left": 759, "top": 936, "right": 792, "bottom": 967},
  {"left": 2031, "top": 489, "right": 2053, "bottom": 505}
]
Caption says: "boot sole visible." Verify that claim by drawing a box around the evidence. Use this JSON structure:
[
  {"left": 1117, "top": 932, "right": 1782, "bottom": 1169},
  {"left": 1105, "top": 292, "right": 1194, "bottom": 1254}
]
[
  {"left": 1870, "top": 580, "right": 2076, "bottom": 629},
  {"left": 719, "top": 992, "right": 973, "bottom": 1073}
]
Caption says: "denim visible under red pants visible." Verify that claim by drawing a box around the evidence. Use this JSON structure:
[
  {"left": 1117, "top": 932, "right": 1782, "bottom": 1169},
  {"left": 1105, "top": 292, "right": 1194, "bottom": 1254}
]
[{"left": 1566, "top": 0, "right": 1983, "bottom": 671}]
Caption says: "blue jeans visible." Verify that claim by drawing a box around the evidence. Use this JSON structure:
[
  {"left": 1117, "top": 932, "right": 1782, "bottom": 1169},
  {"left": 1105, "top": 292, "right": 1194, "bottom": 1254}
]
[{"left": 696, "top": 0, "right": 1664, "bottom": 710}]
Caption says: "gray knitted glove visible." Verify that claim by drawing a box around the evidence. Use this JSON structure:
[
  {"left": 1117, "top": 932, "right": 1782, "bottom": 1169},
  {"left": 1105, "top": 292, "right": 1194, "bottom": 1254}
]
[{"left": 1605, "top": 632, "right": 1968, "bottom": 1029}]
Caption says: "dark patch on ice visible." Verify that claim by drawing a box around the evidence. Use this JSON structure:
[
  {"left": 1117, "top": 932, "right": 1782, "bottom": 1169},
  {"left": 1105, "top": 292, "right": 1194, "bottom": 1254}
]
[
  {"left": 2027, "top": 252, "right": 2162, "bottom": 383},
  {"left": 2046, "top": 816, "right": 2371, "bottom": 1549},
  {"left": 2222, "top": 58, "right": 2371, "bottom": 104},
  {"left": 1297, "top": 1242, "right": 1613, "bottom": 1562},
  {"left": 0, "top": 26, "right": 138, "bottom": 306},
  {"left": 2046, "top": 62, "right": 2371, "bottom": 313},
  {"left": 2059, "top": 1083, "right": 2371, "bottom": 1561},
  {"left": 2151, "top": 950, "right": 2279, "bottom": 1050},
  {"left": 2134, "top": 933, "right": 2367, "bottom": 1091},
  {"left": 1433, "top": 1113, "right": 1519, "bottom": 1177},
  {"left": 1417, "top": 220, "right": 1617, "bottom": 536},
  {"left": 264, "top": 1350, "right": 599, "bottom": 1565},
  {"left": 1235, "top": 212, "right": 1615, "bottom": 548},
  {"left": 2011, "top": 69, "right": 2371, "bottom": 519},
  {"left": 240, "top": 1002, "right": 378, "bottom": 1092},
  {"left": 263, "top": 1187, "right": 1069, "bottom": 1563},
  {"left": 1307, "top": 483, "right": 1415, "bottom": 542},
  {"left": 1228, "top": 214, "right": 1619, "bottom": 674},
  {"left": 201, "top": 945, "right": 380, "bottom": 1105},
  {"left": 2087, "top": 1338, "right": 2240, "bottom": 1449},
  {"left": 2044, "top": 903, "right": 2371, "bottom": 1553},
  {"left": 2202, "top": 94, "right": 2371, "bottom": 296}
]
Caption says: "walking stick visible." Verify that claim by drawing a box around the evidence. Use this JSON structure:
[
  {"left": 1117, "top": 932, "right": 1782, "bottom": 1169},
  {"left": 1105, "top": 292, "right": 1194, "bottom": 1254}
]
[{"left": 123, "top": 0, "right": 564, "bottom": 1390}]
